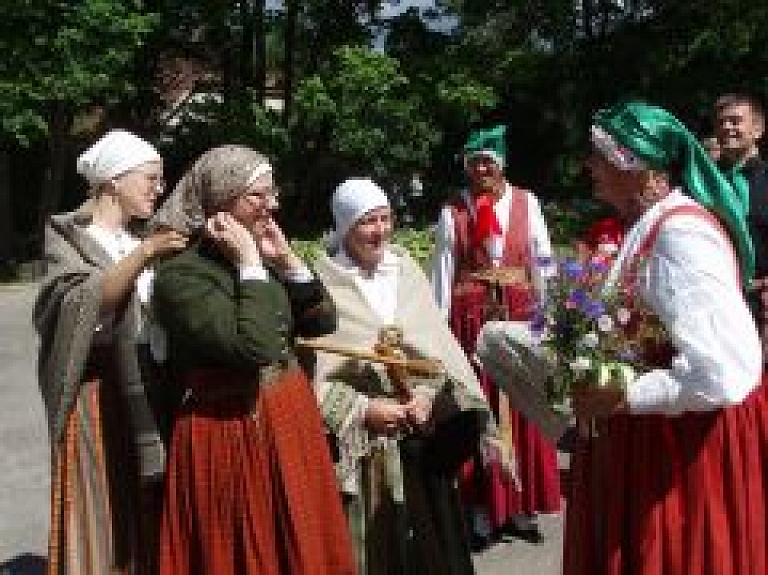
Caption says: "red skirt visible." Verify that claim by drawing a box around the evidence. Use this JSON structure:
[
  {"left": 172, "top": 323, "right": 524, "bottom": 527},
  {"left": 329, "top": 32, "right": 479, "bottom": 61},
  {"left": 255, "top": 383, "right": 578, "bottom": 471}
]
[
  {"left": 159, "top": 367, "right": 357, "bottom": 575},
  {"left": 565, "top": 377, "right": 768, "bottom": 575},
  {"left": 451, "top": 285, "right": 561, "bottom": 528}
]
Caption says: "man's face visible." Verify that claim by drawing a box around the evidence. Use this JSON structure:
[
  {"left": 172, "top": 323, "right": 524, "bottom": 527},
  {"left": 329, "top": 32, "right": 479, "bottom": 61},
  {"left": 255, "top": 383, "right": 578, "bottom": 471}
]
[
  {"left": 465, "top": 155, "right": 504, "bottom": 192},
  {"left": 715, "top": 103, "right": 764, "bottom": 162}
]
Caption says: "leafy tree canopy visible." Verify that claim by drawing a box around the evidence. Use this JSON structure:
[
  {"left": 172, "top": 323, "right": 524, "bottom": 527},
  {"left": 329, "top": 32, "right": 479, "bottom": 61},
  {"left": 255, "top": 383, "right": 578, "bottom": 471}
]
[{"left": 0, "top": 0, "right": 157, "bottom": 145}]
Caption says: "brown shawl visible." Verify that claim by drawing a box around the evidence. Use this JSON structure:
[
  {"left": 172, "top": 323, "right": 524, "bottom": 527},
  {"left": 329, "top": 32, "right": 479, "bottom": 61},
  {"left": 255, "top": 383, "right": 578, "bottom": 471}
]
[{"left": 33, "top": 205, "right": 165, "bottom": 481}]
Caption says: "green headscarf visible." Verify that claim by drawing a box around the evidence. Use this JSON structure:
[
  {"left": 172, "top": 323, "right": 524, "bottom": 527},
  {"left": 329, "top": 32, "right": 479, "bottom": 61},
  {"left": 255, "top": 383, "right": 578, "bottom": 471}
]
[
  {"left": 594, "top": 101, "right": 754, "bottom": 284},
  {"left": 464, "top": 124, "right": 507, "bottom": 168}
]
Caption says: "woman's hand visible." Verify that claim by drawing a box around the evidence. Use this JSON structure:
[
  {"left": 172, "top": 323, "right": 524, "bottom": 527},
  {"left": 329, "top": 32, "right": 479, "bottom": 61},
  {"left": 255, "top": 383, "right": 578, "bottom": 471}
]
[
  {"left": 254, "top": 218, "right": 304, "bottom": 272},
  {"left": 364, "top": 397, "right": 410, "bottom": 436},
  {"left": 571, "top": 387, "right": 627, "bottom": 419},
  {"left": 205, "top": 213, "right": 262, "bottom": 266},
  {"left": 140, "top": 228, "right": 188, "bottom": 263}
]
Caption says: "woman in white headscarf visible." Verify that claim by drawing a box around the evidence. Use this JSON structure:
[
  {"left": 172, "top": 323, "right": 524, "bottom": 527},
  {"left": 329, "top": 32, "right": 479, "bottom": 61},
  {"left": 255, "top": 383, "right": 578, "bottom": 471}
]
[
  {"left": 311, "top": 178, "right": 505, "bottom": 575},
  {"left": 33, "top": 130, "right": 187, "bottom": 575}
]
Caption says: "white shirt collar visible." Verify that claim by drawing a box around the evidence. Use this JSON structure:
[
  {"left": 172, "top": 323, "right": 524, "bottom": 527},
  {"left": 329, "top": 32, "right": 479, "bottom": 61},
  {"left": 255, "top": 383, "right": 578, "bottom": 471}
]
[
  {"left": 335, "top": 245, "right": 400, "bottom": 277},
  {"left": 604, "top": 189, "right": 691, "bottom": 289},
  {"left": 85, "top": 223, "right": 138, "bottom": 262}
]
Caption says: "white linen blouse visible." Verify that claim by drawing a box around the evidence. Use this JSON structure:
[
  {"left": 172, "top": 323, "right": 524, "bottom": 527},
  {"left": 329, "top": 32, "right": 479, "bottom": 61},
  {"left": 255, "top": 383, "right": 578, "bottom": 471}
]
[
  {"left": 605, "top": 191, "right": 762, "bottom": 414},
  {"left": 431, "top": 183, "right": 555, "bottom": 314}
]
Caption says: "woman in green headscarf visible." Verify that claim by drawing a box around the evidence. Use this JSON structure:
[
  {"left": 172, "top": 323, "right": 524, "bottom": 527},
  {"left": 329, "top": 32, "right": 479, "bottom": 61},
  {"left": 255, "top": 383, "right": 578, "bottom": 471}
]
[{"left": 565, "top": 102, "right": 767, "bottom": 575}]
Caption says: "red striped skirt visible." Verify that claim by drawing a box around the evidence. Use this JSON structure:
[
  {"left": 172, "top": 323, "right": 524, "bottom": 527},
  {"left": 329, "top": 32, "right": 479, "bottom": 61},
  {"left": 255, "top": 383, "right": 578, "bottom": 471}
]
[
  {"left": 451, "top": 285, "right": 561, "bottom": 527},
  {"left": 159, "top": 366, "right": 357, "bottom": 575},
  {"left": 565, "top": 377, "right": 768, "bottom": 575}
]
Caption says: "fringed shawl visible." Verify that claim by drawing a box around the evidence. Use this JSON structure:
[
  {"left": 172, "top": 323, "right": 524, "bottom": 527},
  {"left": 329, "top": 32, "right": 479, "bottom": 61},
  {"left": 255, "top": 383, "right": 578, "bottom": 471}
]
[{"left": 33, "top": 206, "right": 165, "bottom": 481}]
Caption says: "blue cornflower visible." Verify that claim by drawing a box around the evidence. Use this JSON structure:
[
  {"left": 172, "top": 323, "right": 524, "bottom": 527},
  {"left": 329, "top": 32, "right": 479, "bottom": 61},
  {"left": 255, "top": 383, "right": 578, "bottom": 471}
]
[
  {"left": 530, "top": 312, "right": 548, "bottom": 334},
  {"left": 561, "top": 258, "right": 585, "bottom": 279},
  {"left": 588, "top": 259, "right": 609, "bottom": 274},
  {"left": 583, "top": 300, "right": 606, "bottom": 319},
  {"left": 568, "top": 288, "right": 588, "bottom": 306},
  {"left": 535, "top": 256, "right": 555, "bottom": 269},
  {"left": 617, "top": 348, "right": 639, "bottom": 362}
]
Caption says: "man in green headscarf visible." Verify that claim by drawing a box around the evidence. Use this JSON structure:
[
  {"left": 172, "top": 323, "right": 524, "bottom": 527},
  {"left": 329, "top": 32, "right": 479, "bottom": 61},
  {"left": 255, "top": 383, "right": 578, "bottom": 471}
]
[{"left": 431, "top": 124, "right": 561, "bottom": 547}]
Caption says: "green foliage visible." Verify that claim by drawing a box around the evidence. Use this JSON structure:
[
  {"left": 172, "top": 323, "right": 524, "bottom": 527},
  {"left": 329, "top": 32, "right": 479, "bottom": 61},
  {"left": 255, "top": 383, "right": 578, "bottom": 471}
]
[
  {"left": 391, "top": 226, "right": 435, "bottom": 267},
  {"left": 0, "top": 0, "right": 157, "bottom": 144},
  {"left": 291, "top": 45, "right": 439, "bottom": 179},
  {"left": 290, "top": 238, "right": 325, "bottom": 264},
  {"left": 542, "top": 199, "right": 610, "bottom": 247},
  {"left": 290, "top": 225, "right": 435, "bottom": 268},
  {"left": 159, "top": 92, "right": 289, "bottom": 172}
]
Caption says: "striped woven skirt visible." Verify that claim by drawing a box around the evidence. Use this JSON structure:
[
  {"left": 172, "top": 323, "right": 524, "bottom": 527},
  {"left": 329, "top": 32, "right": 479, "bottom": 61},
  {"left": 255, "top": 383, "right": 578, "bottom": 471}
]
[{"left": 47, "top": 369, "right": 155, "bottom": 575}]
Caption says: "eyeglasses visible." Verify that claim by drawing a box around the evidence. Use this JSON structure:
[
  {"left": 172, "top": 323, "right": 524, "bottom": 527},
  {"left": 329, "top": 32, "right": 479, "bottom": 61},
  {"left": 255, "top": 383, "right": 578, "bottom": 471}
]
[
  {"left": 116, "top": 169, "right": 165, "bottom": 193},
  {"left": 242, "top": 186, "right": 279, "bottom": 203}
]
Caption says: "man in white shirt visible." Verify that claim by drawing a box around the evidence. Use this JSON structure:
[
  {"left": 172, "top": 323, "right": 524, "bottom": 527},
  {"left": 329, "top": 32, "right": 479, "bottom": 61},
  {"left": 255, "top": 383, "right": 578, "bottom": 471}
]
[{"left": 430, "top": 125, "right": 560, "bottom": 545}]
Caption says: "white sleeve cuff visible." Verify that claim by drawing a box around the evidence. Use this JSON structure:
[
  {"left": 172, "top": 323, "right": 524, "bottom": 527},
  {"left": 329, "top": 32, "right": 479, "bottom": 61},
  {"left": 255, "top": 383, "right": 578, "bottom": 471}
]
[
  {"left": 625, "top": 370, "right": 681, "bottom": 414},
  {"left": 239, "top": 264, "right": 269, "bottom": 281},
  {"left": 279, "top": 264, "right": 314, "bottom": 283}
]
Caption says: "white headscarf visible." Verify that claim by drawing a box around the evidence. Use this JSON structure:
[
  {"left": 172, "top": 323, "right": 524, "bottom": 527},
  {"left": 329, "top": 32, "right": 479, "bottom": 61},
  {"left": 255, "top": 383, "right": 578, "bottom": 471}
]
[
  {"left": 330, "top": 178, "right": 390, "bottom": 248},
  {"left": 76, "top": 130, "right": 161, "bottom": 189}
]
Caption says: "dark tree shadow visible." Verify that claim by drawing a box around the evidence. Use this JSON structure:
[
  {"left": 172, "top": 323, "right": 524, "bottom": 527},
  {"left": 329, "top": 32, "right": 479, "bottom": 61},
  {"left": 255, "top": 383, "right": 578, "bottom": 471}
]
[{"left": 0, "top": 554, "right": 47, "bottom": 575}]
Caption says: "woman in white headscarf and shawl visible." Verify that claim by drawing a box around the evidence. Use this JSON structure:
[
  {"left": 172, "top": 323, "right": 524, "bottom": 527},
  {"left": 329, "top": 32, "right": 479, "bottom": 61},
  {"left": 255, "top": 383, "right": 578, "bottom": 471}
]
[
  {"left": 311, "top": 178, "right": 506, "bottom": 575},
  {"left": 33, "top": 130, "right": 187, "bottom": 575}
]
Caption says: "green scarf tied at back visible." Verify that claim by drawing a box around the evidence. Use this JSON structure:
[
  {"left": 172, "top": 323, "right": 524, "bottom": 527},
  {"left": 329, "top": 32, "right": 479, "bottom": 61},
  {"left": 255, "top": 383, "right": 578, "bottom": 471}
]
[{"left": 594, "top": 101, "right": 754, "bottom": 285}]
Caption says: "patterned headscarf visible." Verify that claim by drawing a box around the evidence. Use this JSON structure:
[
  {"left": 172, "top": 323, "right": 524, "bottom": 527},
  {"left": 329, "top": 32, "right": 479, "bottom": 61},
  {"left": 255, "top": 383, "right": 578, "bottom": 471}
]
[
  {"left": 593, "top": 101, "right": 754, "bottom": 284},
  {"left": 151, "top": 145, "right": 272, "bottom": 234}
]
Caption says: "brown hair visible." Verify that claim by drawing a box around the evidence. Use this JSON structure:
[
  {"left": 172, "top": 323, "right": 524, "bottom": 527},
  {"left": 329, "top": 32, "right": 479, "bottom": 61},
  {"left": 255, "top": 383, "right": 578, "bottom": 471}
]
[{"left": 715, "top": 93, "right": 765, "bottom": 123}]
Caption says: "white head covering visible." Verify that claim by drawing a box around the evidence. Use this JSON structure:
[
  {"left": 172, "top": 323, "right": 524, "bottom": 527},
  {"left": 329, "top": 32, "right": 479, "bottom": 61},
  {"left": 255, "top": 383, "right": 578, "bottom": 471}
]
[
  {"left": 76, "top": 129, "right": 161, "bottom": 189},
  {"left": 331, "top": 178, "right": 390, "bottom": 247}
]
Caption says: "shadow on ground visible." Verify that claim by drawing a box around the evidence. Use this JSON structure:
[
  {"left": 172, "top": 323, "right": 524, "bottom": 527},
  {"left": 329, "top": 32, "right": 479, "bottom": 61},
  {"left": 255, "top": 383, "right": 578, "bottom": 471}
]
[{"left": 0, "top": 554, "right": 47, "bottom": 575}]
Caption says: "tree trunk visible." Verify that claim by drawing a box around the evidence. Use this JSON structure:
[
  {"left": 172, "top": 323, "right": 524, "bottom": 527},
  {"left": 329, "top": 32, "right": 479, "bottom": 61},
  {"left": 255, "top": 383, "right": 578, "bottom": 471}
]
[
  {"left": 0, "top": 145, "right": 14, "bottom": 270},
  {"left": 582, "top": 0, "right": 594, "bottom": 41},
  {"left": 283, "top": 0, "right": 298, "bottom": 116},
  {"left": 37, "top": 107, "right": 72, "bottom": 252},
  {"left": 240, "top": 0, "right": 255, "bottom": 99},
  {"left": 254, "top": 0, "right": 266, "bottom": 104},
  {"left": 239, "top": 0, "right": 267, "bottom": 103}
]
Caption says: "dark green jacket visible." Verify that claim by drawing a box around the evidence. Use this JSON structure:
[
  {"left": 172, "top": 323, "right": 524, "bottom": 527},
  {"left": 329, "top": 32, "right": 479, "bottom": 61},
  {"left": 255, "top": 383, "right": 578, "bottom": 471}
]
[{"left": 152, "top": 240, "right": 336, "bottom": 372}]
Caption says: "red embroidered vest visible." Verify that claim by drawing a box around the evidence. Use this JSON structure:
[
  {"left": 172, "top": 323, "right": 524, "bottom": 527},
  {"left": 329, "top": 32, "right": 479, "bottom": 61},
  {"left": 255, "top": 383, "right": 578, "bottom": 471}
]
[{"left": 450, "top": 187, "right": 535, "bottom": 325}]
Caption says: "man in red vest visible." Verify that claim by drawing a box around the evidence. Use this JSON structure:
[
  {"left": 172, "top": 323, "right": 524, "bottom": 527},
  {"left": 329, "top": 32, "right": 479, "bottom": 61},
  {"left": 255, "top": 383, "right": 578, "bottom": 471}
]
[{"left": 431, "top": 125, "right": 561, "bottom": 548}]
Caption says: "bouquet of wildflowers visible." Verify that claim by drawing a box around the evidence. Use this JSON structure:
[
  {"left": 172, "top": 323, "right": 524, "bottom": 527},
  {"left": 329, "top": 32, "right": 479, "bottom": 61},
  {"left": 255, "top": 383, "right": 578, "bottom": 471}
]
[{"left": 530, "top": 245, "right": 669, "bottom": 412}]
